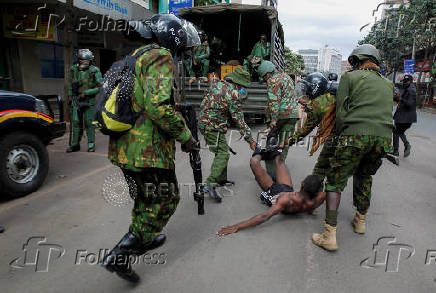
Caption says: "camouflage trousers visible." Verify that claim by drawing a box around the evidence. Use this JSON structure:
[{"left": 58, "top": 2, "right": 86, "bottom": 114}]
[
  {"left": 121, "top": 168, "right": 180, "bottom": 244},
  {"left": 325, "top": 135, "right": 392, "bottom": 214},
  {"left": 201, "top": 129, "right": 230, "bottom": 185},
  {"left": 71, "top": 98, "right": 95, "bottom": 149},
  {"left": 265, "top": 119, "right": 298, "bottom": 179},
  {"left": 312, "top": 136, "right": 337, "bottom": 190}
]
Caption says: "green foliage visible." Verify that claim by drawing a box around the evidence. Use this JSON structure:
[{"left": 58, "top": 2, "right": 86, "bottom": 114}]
[
  {"left": 194, "top": 0, "right": 226, "bottom": 6},
  {"left": 283, "top": 46, "right": 305, "bottom": 76},
  {"left": 359, "top": 0, "right": 436, "bottom": 74}
]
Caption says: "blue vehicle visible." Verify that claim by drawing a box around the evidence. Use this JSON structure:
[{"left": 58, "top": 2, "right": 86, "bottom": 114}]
[{"left": 0, "top": 91, "right": 65, "bottom": 198}]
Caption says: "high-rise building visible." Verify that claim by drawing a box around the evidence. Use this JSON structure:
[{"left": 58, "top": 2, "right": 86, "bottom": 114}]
[
  {"left": 298, "top": 49, "right": 319, "bottom": 74},
  {"left": 317, "top": 46, "right": 342, "bottom": 76}
]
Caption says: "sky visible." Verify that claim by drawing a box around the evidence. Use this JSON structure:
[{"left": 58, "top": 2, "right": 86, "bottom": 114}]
[{"left": 243, "top": 0, "right": 384, "bottom": 60}]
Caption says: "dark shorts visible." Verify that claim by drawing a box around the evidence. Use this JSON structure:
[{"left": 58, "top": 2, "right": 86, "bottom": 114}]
[{"left": 260, "top": 183, "right": 294, "bottom": 206}]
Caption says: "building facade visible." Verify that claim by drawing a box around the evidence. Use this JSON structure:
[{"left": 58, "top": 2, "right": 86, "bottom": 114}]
[
  {"left": 298, "top": 49, "right": 319, "bottom": 74},
  {"left": 317, "top": 46, "right": 342, "bottom": 76}
]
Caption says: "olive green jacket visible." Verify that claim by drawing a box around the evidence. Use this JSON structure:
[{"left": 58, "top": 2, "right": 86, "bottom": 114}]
[{"left": 336, "top": 69, "right": 393, "bottom": 138}]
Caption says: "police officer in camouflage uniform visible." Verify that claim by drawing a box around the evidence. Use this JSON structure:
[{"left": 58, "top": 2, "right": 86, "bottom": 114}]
[
  {"left": 185, "top": 32, "right": 210, "bottom": 83},
  {"left": 102, "top": 15, "right": 199, "bottom": 282},
  {"left": 199, "top": 68, "right": 257, "bottom": 202},
  {"left": 285, "top": 73, "right": 334, "bottom": 188},
  {"left": 257, "top": 61, "right": 299, "bottom": 179},
  {"left": 312, "top": 44, "right": 394, "bottom": 251},
  {"left": 66, "top": 49, "right": 103, "bottom": 153}
]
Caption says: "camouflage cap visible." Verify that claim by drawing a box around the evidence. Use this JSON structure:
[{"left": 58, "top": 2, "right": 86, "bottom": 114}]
[
  {"left": 257, "top": 60, "right": 275, "bottom": 78},
  {"left": 225, "top": 68, "right": 251, "bottom": 88}
]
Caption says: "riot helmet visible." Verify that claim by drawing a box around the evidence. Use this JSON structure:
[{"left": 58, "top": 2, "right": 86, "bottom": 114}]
[
  {"left": 328, "top": 73, "right": 338, "bottom": 81},
  {"left": 302, "top": 72, "right": 328, "bottom": 99},
  {"left": 128, "top": 14, "right": 200, "bottom": 55}
]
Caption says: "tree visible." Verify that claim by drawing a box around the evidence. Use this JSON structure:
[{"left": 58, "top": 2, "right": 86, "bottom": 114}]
[
  {"left": 360, "top": 0, "right": 436, "bottom": 80},
  {"left": 283, "top": 46, "right": 305, "bottom": 76}
]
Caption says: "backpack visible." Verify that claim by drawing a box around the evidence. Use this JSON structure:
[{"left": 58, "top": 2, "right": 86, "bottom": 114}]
[{"left": 93, "top": 45, "right": 159, "bottom": 136}]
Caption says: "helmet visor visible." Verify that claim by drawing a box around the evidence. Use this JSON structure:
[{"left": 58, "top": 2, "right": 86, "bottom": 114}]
[{"left": 180, "top": 19, "right": 201, "bottom": 48}]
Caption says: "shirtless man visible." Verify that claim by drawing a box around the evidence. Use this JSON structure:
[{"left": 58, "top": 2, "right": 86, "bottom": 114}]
[{"left": 217, "top": 152, "right": 326, "bottom": 236}]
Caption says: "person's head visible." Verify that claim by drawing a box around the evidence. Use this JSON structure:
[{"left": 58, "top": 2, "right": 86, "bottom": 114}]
[
  {"left": 127, "top": 14, "right": 200, "bottom": 56},
  {"left": 224, "top": 68, "right": 251, "bottom": 98},
  {"left": 77, "top": 49, "right": 94, "bottom": 70},
  {"left": 302, "top": 72, "right": 328, "bottom": 99},
  {"left": 328, "top": 73, "right": 338, "bottom": 81},
  {"left": 199, "top": 31, "right": 207, "bottom": 43},
  {"left": 402, "top": 74, "right": 413, "bottom": 88},
  {"left": 348, "top": 44, "right": 381, "bottom": 69},
  {"left": 257, "top": 60, "right": 275, "bottom": 82},
  {"left": 260, "top": 34, "right": 266, "bottom": 43},
  {"left": 299, "top": 175, "right": 322, "bottom": 201}
]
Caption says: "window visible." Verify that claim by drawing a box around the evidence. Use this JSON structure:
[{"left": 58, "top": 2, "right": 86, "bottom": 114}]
[{"left": 39, "top": 42, "right": 64, "bottom": 78}]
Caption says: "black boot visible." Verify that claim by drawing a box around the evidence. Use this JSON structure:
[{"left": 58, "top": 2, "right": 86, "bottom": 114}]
[
  {"left": 0, "top": 225, "right": 4, "bottom": 233},
  {"left": 203, "top": 185, "right": 222, "bottom": 203},
  {"left": 66, "top": 145, "right": 80, "bottom": 153},
  {"left": 102, "top": 232, "right": 166, "bottom": 282},
  {"left": 386, "top": 153, "right": 399, "bottom": 166},
  {"left": 404, "top": 143, "right": 411, "bottom": 158}
]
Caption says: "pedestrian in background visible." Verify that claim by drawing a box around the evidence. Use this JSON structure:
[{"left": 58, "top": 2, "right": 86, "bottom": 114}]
[{"left": 391, "top": 74, "right": 417, "bottom": 162}]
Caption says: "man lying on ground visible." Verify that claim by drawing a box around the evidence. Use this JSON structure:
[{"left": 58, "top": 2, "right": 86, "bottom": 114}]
[{"left": 217, "top": 151, "right": 325, "bottom": 236}]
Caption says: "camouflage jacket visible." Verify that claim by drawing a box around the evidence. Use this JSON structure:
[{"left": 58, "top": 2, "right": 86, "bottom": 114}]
[
  {"left": 199, "top": 81, "right": 252, "bottom": 143},
  {"left": 194, "top": 41, "right": 210, "bottom": 61},
  {"left": 108, "top": 44, "right": 192, "bottom": 171},
  {"left": 266, "top": 72, "right": 299, "bottom": 123},
  {"left": 288, "top": 93, "right": 336, "bottom": 145},
  {"left": 69, "top": 64, "right": 103, "bottom": 98}
]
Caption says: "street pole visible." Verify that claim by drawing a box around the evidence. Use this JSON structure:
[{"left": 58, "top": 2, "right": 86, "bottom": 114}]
[{"left": 64, "top": 0, "right": 74, "bottom": 123}]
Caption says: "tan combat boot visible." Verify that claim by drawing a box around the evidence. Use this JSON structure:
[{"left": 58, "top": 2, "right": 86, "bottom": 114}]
[
  {"left": 312, "top": 222, "right": 338, "bottom": 251},
  {"left": 188, "top": 77, "right": 197, "bottom": 84},
  {"left": 351, "top": 211, "right": 366, "bottom": 234}
]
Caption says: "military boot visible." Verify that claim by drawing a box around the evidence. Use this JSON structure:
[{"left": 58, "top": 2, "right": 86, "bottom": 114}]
[
  {"left": 102, "top": 231, "right": 166, "bottom": 282},
  {"left": 386, "top": 153, "right": 399, "bottom": 166},
  {"left": 351, "top": 211, "right": 366, "bottom": 234},
  {"left": 188, "top": 77, "right": 197, "bottom": 84},
  {"left": 312, "top": 222, "right": 338, "bottom": 251}
]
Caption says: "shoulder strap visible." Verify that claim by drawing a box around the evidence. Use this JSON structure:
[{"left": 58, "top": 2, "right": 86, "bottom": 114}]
[{"left": 132, "top": 45, "right": 161, "bottom": 59}]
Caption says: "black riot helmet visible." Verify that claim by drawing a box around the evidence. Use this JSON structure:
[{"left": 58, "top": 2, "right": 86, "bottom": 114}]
[
  {"left": 302, "top": 73, "right": 328, "bottom": 99},
  {"left": 328, "top": 73, "right": 338, "bottom": 81},
  {"left": 128, "top": 14, "right": 200, "bottom": 56}
]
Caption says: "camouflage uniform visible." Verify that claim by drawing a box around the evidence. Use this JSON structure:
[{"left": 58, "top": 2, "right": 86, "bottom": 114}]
[
  {"left": 184, "top": 41, "right": 210, "bottom": 78},
  {"left": 265, "top": 71, "right": 299, "bottom": 178},
  {"left": 199, "top": 81, "right": 252, "bottom": 185},
  {"left": 287, "top": 93, "right": 336, "bottom": 184},
  {"left": 108, "top": 44, "right": 191, "bottom": 243},
  {"left": 69, "top": 64, "right": 103, "bottom": 149},
  {"left": 325, "top": 67, "right": 394, "bottom": 215}
]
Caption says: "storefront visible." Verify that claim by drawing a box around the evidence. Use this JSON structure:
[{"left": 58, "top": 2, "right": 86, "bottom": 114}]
[{"left": 0, "top": 0, "right": 158, "bottom": 95}]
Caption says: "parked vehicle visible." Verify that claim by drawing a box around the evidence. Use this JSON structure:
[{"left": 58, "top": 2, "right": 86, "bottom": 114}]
[{"left": 0, "top": 91, "right": 65, "bottom": 198}]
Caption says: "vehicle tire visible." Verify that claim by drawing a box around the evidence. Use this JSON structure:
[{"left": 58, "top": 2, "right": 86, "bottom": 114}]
[{"left": 0, "top": 131, "right": 49, "bottom": 198}]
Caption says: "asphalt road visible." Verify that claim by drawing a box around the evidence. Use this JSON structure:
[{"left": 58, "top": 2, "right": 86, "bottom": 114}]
[{"left": 1, "top": 110, "right": 435, "bottom": 293}]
